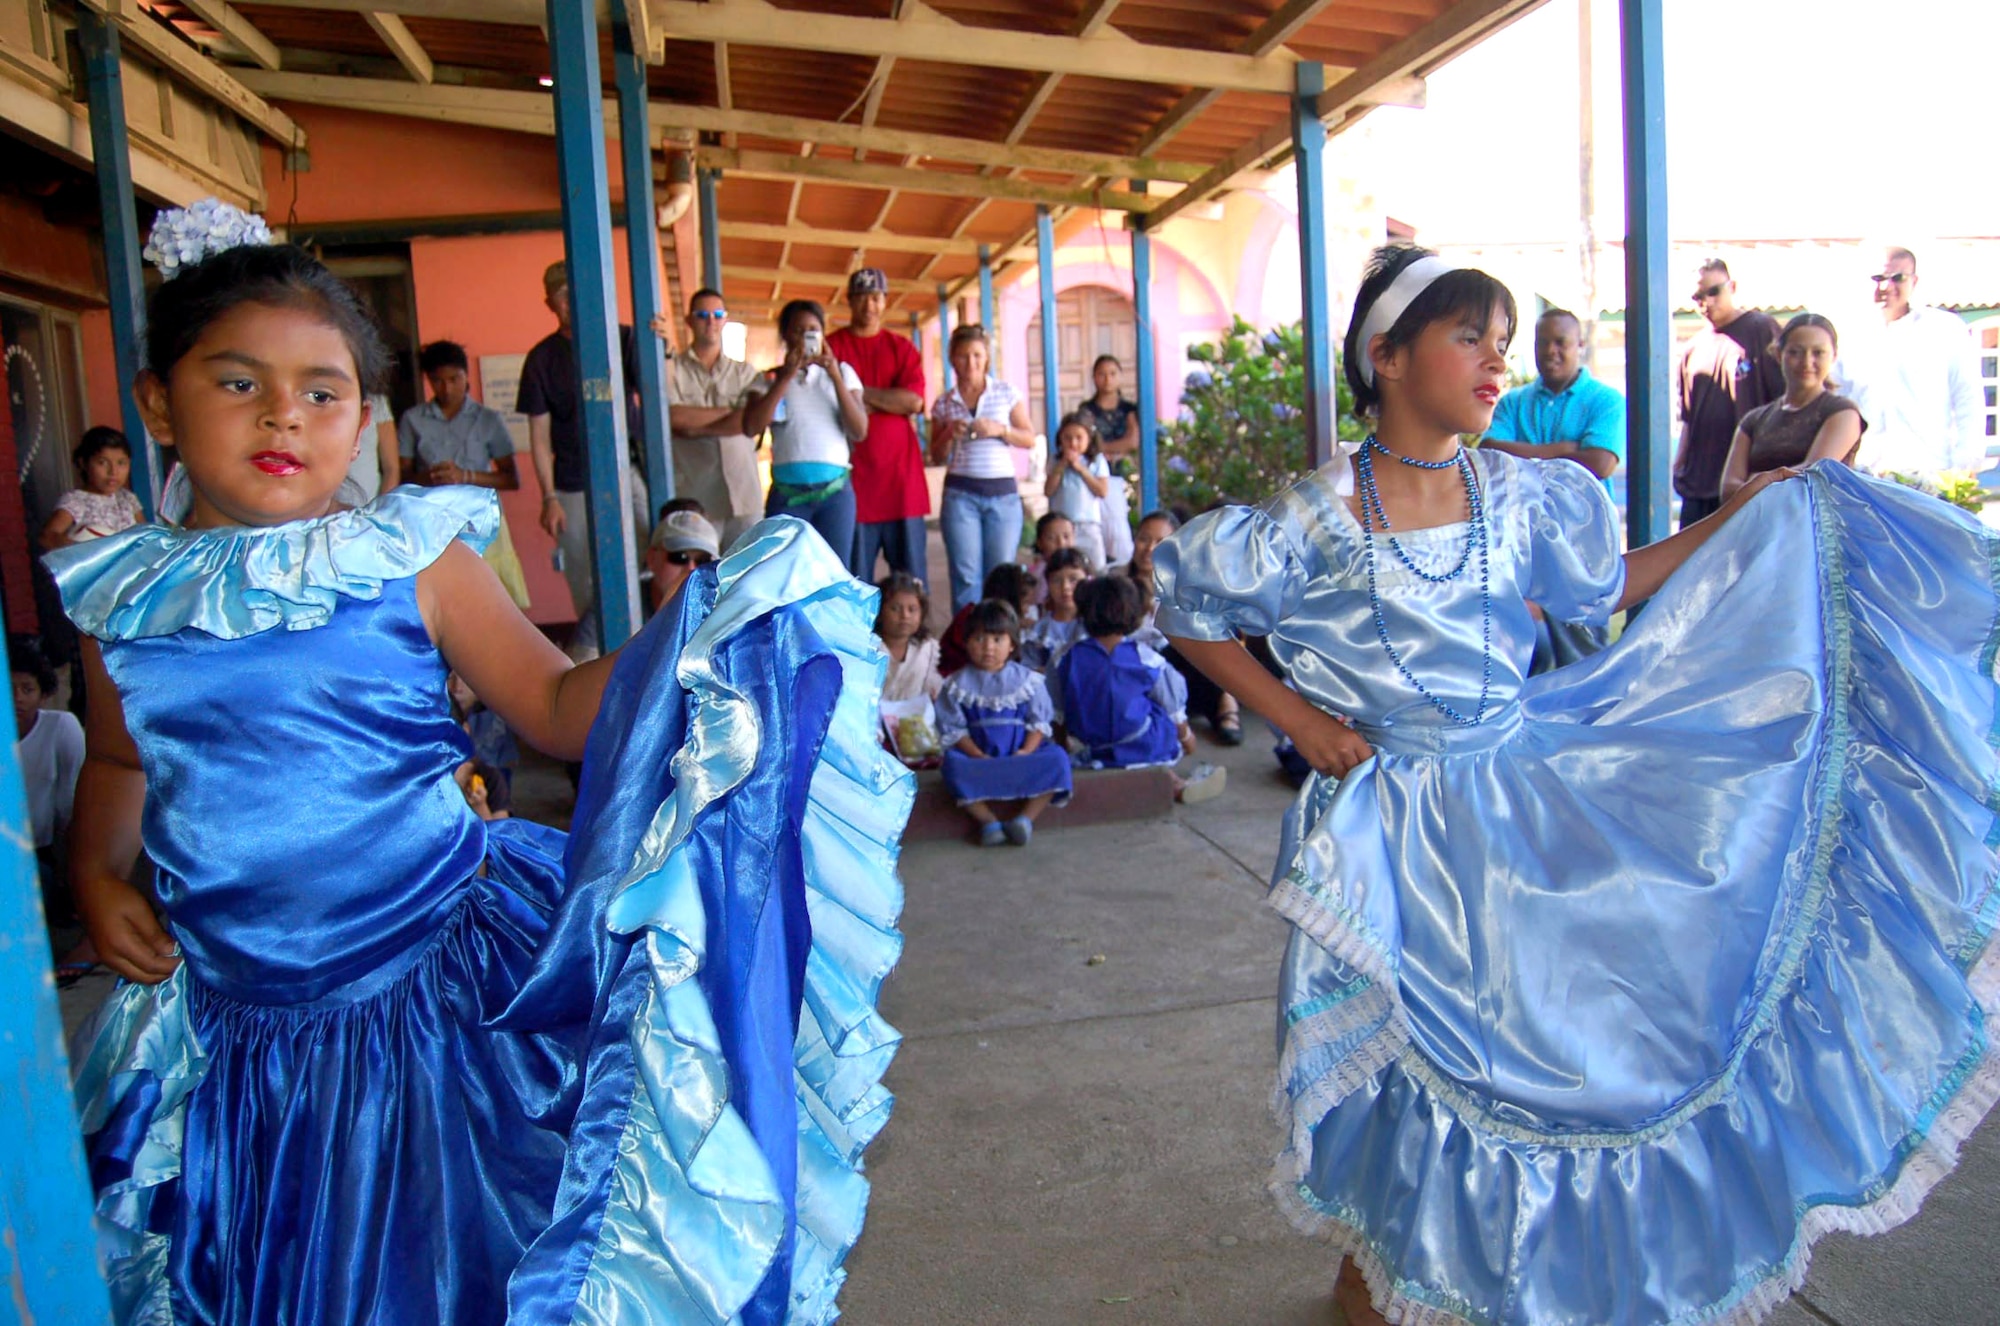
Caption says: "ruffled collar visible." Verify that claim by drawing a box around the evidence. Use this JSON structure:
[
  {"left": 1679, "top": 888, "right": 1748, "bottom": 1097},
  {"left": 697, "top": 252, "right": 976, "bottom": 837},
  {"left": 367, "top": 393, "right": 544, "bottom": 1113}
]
[{"left": 47, "top": 486, "right": 499, "bottom": 642}]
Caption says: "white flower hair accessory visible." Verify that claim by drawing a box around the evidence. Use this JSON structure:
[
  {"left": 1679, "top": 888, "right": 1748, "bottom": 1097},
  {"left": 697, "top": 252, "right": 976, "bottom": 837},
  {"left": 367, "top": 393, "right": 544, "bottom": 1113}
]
[{"left": 143, "top": 198, "right": 274, "bottom": 280}]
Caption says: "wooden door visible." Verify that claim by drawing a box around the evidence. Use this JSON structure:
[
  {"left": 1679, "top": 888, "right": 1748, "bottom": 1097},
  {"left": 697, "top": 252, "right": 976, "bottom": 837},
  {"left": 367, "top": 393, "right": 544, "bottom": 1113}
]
[{"left": 1026, "top": 284, "right": 1137, "bottom": 437}]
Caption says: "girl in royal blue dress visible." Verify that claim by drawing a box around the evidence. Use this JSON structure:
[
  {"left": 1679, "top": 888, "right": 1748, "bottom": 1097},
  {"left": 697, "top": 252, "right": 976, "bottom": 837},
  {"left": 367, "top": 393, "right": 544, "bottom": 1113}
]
[
  {"left": 53, "top": 204, "right": 909, "bottom": 1326},
  {"left": 935, "top": 599, "right": 1072, "bottom": 846},
  {"left": 1155, "top": 243, "right": 2000, "bottom": 1325},
  {"left": 1049, "top": 573, "right": 1190, "bottom": 770}
]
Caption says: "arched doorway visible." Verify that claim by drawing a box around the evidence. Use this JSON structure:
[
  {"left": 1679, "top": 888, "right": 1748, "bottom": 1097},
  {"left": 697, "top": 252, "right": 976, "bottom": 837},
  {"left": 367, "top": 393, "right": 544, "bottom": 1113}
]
[{"left": 1025, "top": 284, "right": 1137, "bottom": 437}]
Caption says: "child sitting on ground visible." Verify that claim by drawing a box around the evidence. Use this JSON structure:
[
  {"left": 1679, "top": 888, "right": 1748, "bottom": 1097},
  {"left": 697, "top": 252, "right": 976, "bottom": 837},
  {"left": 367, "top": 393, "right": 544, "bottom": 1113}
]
[
  {"left": 40, "top": 428, "right": 144, "bottom": 550},
  {"left": 454, "top": 758, "right": 512, "bottom": 822},
  {"left": 1019, "top": 547, "right": 1088, "bottom": 671},
  {"left": 875, "top": 571, "right": 943, "bottom": 764},
  {"left": 447, "top": 670, "right": 518, "bottom": 799},
  {"left": 1023, "top": 510, "right": 1074, "bottom": 613},
  {"left": 940, "top": 562, "right": 1037, "bottom": 675},
  {"left": 936, "top": 599, "right": 1073, "bottom": 846},
  {"left": 1051, "top": 575, "right": 1225, "bottom": 803}
]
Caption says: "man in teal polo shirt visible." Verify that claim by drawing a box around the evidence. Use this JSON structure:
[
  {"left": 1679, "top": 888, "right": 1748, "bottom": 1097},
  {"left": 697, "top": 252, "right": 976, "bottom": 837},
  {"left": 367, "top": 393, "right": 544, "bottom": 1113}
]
[
  {"left": 1482, "top": 307, "right": 1626, "bottom": 669},
  {"left": 1481, "top": 307, "right": 1625, "bottom": 488}
]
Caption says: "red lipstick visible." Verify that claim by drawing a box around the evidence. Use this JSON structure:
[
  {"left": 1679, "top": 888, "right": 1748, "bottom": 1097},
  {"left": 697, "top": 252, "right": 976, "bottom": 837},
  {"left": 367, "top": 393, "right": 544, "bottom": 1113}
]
[
  {"left": 1473, "top": 384, "right": 1501, "bottom": 405},
  {"left": 250, "top": 451, "right": 304, "bottom": 476}
]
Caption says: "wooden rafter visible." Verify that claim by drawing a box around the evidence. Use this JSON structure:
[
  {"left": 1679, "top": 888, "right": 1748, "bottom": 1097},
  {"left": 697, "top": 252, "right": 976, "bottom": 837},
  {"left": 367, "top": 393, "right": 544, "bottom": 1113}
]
[
  {"left": 713, "top": 40, "right": 734, "bottom": 146},
  {"left": 692, "top": 146, "right": 1160, "bottom": 212},
  {"left": 175, "top": 0, "right": 281, "bottom": 72},
  {"left": 1135, "top": 0, "right": 1345, "bottom": 155},
  {"left": 720, "top": 221, "right": 980, "bottom": 258},
  {"left": 363, "top": 12, "right": 432, "bottom": 84},
  {"left": 727, "top": 266, "right": 924, "bottom": 294},
  {"left": 229, "top": 72, "right": 1211, "bottom": 181},
  {"left": 75, "top": 0, "right": 300, "bottom": 143}
]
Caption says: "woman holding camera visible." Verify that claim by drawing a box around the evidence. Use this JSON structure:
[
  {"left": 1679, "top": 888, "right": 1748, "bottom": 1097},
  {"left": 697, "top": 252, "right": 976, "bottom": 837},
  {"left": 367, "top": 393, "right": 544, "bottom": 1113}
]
[
  {"left": 742, "top": 298, "right": 870, "bottom": 571},
  {"left": 929, "top": 323, "right": 1037, "bottom": 609}
]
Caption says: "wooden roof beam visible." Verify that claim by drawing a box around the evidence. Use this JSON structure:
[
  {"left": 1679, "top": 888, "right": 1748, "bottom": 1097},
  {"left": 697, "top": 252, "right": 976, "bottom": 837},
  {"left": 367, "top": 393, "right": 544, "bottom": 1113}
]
[
  {"left": 233, "top": 72, "right": 1209, "bottom": 181},
  {"left": 364, "top": 12, "right": 432, "bottom": 85},
  {"left": 175, "top": 0, "right": 282, "bottom": 72},
  {"left": 1142, "top": 0, "right": 1533, "bottom": 232},
  {"left": 692, "top": 145, "right": 1160, "bottom": 213},
  {"left": 720, "top": 220, "right": 981, "bottom": 257},
  {"left": 650, "top": 0, "right": 1318, "bottom": 93},
  {"left": 77, "top": 0, "right": 300, "bottom": 143},
  {"left": 1075, "top": 0, "right": 1124, "bottom": 41},
  {"left": 1134, "top": 0, "right": 1343, "bottom": 155},
  {"left": 727, "top": 265, "right": 925, "bottom": 294}
]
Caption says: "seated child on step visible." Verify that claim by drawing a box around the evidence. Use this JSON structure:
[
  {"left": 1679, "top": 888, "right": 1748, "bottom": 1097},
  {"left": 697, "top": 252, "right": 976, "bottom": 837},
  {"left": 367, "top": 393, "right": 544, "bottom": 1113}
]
[{"left": 936, "top": 598, "right": 1073, "bottom": 846}]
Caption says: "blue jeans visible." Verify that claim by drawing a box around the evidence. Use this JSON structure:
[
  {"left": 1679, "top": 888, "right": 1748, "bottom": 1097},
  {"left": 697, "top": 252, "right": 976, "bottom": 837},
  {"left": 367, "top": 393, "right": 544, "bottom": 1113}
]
[
  {"left": 767, "top": 479, "right": 857, "bottom": 575},
  {"left": 940, "top": 485, "right": 1024, "bottom": 610},
  {"left": 853, "top": 516, "right": 929, "bottom": 589}
]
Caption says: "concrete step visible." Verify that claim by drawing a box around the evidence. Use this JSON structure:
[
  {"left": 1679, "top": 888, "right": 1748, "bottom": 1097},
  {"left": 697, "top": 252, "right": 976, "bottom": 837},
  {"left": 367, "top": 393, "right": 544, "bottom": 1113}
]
[{"left": 901, "top": 764, "right": 1177, "bottom": 844}]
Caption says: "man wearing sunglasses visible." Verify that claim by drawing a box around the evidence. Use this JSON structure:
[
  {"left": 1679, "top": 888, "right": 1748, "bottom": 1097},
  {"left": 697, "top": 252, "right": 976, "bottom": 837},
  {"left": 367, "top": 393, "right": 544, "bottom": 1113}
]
[
  {"left": 1843, "top": 248, "right": 1985, "bottom": 482},
  {"left": 644, "top": 509, "right": 721, "bottom": 613},
  {"left": 663, "top": 289, "right": 765, "bottom": 549},
  {"left": 1672, "top": 258, "right": 1785, "bottom": 529}
]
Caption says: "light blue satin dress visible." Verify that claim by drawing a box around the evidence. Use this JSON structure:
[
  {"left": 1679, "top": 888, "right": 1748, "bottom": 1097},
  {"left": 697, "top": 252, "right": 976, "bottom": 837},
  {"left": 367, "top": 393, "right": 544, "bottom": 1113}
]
[
  {"left": 1155, "top": 452, "right": 2000, "bottom": 1326},
  {"left": 51, "top": 491, "right": 910, "bottom": 1326}
]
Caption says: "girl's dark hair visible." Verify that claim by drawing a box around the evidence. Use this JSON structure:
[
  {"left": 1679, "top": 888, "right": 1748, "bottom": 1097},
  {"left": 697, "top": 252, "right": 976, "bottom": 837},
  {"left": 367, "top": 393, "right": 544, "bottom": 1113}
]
[
  {"left": 1043, "top": 547, "right": 1089, "bottom": 579},
  {"left": 1342, "top": 244, "right": 1517, "bottom": 417},
  {"left": 778, "top": 299, "right": 826, "bottom": 339},
  {"left": 1090, "top": 353, "right": 1121, "bottom": 374},
  {"left": 467, "top": 760, "right": 511, "bottom": 814},
  {"left": 874, "top": 571, "right": 932, "bottom": 642},
  {"left": 1779, "top": 311, "right": 1840, "bottom": 354},
  {"left": 980, "top": 561, "right": 1036, "bottom": 612},
  {"left": 948, "top": 324, "right": 989, "bottom": 353},
  {"left": 146, "top": 243, "right": 390, "bottom": 392},
  {"left": 7, "top": 638, "right": 57, "bottom": 695},
  {"left": 1035, "top": 510, "right": 1073, "bottom": 541},
  {"left": 73, "top": 426, "right": 131, "bottom": 472},
  {"left": 1136, "top": 509, "right": 1180, "bottom": 533},
  {"left": 965, "top": 597, "right": 1020, "bottom": 647},
  {"left": 1077, "top": 574, "right": 1145, "bottom": 639},
  {"left": 1055, "top": 411, "right": 1103, "bottom": 460}
]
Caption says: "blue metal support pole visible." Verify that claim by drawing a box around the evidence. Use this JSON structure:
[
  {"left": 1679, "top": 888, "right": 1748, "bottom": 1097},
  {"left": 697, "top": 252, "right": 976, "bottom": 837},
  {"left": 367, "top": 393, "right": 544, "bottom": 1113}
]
[
  {"left": 978, "top": 244, "right": 996, "bottom": 334},
  {"left": 612, "top": 2, "right": 672, "bottom": 514},
  {"left": 0, "top": 567, "right": 112, "bottom": 1321},
  {"left": 935, "top": 285, "right": 954, "bottom": 393},
  {"left": 547, "top": 0, "right": 638, "bottom": 647},
  {"left": 1292, "top": 62, "right": 1335, "bottom": 471},
  {"left": 697, "top": 167, "right": 723, "bottom": 294},
  {"left": 1036, "top": 206, "right": 1061, "bottom": 447},
  {"left": 1131, "top": 217, "right": 1160, "bottom": 515},
  {"left": 78, "top": 13, "right": 160, "bottom": 518},
  {"left": 1619, "top": 0, "right": 1670, "bottom": 549}
]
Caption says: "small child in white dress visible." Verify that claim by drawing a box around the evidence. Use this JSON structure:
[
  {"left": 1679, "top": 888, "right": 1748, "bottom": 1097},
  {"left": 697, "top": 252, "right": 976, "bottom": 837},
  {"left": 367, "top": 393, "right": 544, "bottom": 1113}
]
[{"left": 874, "top": 572, "right": 943, "bottom": 763}]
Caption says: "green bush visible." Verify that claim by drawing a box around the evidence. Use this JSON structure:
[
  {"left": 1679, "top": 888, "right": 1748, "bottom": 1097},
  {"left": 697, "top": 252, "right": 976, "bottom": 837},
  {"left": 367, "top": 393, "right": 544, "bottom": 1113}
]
[{"left": 1157, "top": 317, "right": 1368, "bottom": 511}]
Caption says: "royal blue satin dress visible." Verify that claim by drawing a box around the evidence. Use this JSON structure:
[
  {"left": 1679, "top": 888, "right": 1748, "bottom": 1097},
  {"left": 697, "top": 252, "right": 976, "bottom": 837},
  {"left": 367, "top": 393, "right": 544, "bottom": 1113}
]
[
  {"left": 51, "top": 490, "right": 910, "bottom": 1326},
  {"left": 1155, "top": 453, "right": 2000, "bottom": 1326},
  {"left": 1049, "top": 638, "right": 1185, "bottom": 769}
]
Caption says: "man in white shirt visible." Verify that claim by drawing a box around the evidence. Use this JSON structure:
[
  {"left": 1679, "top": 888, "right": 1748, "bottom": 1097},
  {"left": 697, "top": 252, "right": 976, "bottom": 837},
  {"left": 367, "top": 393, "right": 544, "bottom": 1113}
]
[
  {"left": 662, "top": 289, "right": 765, "bottom": 549},
  {"left": 1846, "top": 247, "right": 1985, "bottom": 479}
]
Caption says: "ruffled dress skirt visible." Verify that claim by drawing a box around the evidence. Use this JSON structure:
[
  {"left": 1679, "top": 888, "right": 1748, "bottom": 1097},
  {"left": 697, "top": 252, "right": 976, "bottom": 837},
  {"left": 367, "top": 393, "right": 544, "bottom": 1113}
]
[
  {"left": 70, "top": 521, "right": 910, "bottom": 1325},
  {"left": 1269, "top": 466, "right": 2000, "bottom": 1324}
]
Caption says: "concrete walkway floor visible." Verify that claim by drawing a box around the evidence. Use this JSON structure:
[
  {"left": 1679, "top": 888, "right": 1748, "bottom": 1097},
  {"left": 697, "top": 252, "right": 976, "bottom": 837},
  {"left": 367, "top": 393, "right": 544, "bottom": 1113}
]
[{"left": 837, "top": 730, "right": 2000, "bottom": 1326}]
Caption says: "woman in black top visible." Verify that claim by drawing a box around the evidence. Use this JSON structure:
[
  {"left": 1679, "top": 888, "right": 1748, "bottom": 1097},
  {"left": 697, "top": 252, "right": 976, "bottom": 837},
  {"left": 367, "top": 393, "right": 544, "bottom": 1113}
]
[
  {"left": 1075, "top": 354, "right": 1141, "bottom": 460},
  {"left": 1721, "top": 312, "right": 1865, "bottom": 498}
]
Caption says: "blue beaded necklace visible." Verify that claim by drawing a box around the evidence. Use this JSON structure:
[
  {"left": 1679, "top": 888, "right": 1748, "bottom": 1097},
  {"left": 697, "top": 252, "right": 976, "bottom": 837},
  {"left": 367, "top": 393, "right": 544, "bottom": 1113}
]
[{"left": 1355, "top": 435, "right": 1494, "bottom": 726}]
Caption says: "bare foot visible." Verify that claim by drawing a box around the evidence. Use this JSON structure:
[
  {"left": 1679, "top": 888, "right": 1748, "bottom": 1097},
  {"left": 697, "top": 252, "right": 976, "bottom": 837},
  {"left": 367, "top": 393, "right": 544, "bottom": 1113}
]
[{"left": 1335, "top": 1257, "right": 1390, "bottom": 1326}]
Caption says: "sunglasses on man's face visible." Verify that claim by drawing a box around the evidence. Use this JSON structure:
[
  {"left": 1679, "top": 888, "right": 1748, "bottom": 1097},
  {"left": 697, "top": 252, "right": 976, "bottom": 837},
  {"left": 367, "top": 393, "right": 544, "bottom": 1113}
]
[
  {"left": 1871, "top": 273, "right": 1910, "bottom": 286},
  {"left": 665, "top": 550, "right": 713, "bottom": 566},
  {"left": 690, "top": 309, "right": 729, "bottom": 321},
  {"left": 1692, "top": 283, "right": 1727, "bottom": 301}
]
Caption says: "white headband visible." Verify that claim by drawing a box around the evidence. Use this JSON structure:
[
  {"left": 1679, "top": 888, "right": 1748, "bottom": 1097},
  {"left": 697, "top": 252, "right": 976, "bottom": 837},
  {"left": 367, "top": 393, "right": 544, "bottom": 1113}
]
[{"left": 1356, "top": 256, "right": 1456, "bottom": 386}]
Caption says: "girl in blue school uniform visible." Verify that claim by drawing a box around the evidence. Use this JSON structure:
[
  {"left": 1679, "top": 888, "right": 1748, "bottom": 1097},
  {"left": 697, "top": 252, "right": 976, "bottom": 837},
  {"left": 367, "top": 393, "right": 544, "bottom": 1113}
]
[
  {"left": 54, "top": 200, "right": 909, "bottom": 1326},
  {"left": 935, "top": 598, "right": 1072, "bottom": 846},
  {"left": 1048, "top": 573, "right": 1190, "bottom": 770},
  {"left": 1153, "top": 242, "right": 2000, "bottom": 1326}
]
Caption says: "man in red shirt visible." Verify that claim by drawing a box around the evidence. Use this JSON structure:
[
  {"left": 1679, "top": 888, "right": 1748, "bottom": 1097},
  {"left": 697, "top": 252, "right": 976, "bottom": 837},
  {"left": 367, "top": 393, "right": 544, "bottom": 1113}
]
[{"left": 829, "top": 269, "right": 930, "bottom": 586}]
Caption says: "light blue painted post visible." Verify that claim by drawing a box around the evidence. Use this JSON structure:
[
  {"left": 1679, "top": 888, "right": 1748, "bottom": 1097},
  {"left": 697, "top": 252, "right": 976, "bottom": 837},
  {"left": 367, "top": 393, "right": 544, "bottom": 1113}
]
[
  {"left": 978, "top": 245, "right": 996, "bottom": 334},
  {"left": 1131, "top": 218, "right": 1160, "bottom": 514},
  {"left": 612, "top": 3, "right": 672, "bottom": 514},
  {"left": 1620, "top": 0, "right": 1671, "bottom": 548},
  {"left": 1036, "top": 206, "right": 1060, "bottom": 447},
  {"left": 1292, "top": 61, "right": 1335, "bottom": 470},
  {"left": 697, "top": 167, "right": 723, "bottom": 294},
  {"left": 935, "top": 285, "right": 954, "bottom": 393},
  {"left": 77, "top": 12, "right": 160, "bottom": 518},
  {"left": 0, "top": 581, "right": 112, "bottom": 1321},
  {"left": 547, "top": 0, "right": 638, "bottom": 647}
]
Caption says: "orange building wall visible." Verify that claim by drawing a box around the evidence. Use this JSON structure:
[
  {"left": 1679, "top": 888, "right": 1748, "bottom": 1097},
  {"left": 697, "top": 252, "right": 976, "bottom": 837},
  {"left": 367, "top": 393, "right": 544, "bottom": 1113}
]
[{"left": 80, "top": 310, "right": 126, "bottom": 431}]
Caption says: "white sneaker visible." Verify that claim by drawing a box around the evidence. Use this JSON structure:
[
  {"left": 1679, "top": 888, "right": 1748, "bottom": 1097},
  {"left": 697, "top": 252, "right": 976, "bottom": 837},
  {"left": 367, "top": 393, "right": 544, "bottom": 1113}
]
[{"left": 1177, "top": 761, "right": 1227, "bottom": 805}]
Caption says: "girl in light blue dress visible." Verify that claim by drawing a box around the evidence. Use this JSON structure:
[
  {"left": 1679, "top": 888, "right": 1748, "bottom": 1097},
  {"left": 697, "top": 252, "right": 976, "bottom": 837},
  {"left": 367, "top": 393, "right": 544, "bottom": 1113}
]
[
  {"left": 1155, "top": 244, "right": 2000, "bottom": 1326},
  {"left": 55, "top": 203, "right": 908, "bottom": 1326}
]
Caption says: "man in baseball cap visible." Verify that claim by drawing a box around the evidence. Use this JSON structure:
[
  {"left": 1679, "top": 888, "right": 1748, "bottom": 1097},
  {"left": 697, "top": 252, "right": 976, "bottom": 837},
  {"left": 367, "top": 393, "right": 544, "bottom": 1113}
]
[
  {"left": 644, "top": 508, "right": 721, "bottom": 611},
  {"left": 829, "top": 266, "right": 929, "bottom": 587}
]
